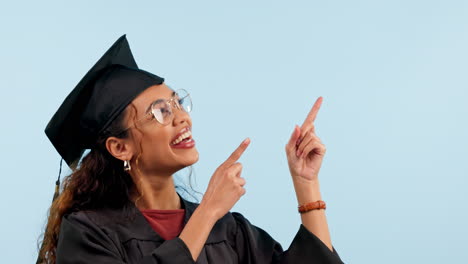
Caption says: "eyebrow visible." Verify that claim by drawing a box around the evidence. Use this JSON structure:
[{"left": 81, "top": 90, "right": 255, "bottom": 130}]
[{"left": 145, "top": 91, "right": 176, "bottom": 113}]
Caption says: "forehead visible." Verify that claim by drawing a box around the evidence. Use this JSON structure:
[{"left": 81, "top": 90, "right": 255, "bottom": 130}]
[{"left": 131, "top": 83, "right": 174, "bottom": 110}]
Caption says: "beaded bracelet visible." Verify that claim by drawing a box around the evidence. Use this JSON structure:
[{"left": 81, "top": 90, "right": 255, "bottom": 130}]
[{"left": 298, "top": 200, "right": 326, "bottom": 214}]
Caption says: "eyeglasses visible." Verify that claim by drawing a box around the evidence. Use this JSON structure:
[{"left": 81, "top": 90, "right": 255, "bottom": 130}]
[{"left": 119, "top": 89, "right": 192, "bottom": 133}]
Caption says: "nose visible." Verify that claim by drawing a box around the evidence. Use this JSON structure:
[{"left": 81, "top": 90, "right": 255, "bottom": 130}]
[{"left": 172, "top": 106, "right": 190, "bottom": 126}]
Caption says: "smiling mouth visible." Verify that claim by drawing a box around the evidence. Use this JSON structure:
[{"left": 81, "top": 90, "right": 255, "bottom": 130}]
[{"left": 171, "top": 129, "right": 192, "bottom": 146}]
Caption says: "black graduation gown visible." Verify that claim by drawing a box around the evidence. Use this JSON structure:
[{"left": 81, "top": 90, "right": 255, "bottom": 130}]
[{"left": 56, "top": 196, "right": 344, "bottom": 264}]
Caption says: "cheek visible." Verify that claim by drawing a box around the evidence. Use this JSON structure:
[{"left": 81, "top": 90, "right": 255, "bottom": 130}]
[
  {"left": 134, "top": 126, "right": 198, "bottom": 171},
  {"left": 138, "top": 131, "right": 175, "bottom": 164},
  {"left": 144, "top": 135, "right": 168, "bottom": 153}
]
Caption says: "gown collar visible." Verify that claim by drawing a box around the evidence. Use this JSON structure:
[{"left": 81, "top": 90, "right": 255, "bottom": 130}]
[{"left": 113, "top": 193, "right": 199, "bottom": 243}]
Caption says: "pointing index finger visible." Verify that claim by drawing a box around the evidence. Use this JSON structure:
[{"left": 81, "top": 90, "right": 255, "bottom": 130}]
[
  {"left": 224, "top": 138, "right": 251, "bottom": 166},
  {"left": 301, "top": 96, "right": 323, "bottom": 128}
]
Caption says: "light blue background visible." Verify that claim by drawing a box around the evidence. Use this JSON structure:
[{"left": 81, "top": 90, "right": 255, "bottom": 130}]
[{"left": 1, "top": 1, "right": 467, "bottom": 263}]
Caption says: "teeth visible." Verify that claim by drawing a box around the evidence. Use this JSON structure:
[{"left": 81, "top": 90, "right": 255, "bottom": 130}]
[{"left": 172, "top": 130, "right": 192, "bottom": 145}]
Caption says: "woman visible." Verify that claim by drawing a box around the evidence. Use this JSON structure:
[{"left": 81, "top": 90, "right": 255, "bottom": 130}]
[{"left": 38, "top": 35, "right": 344, "bottom": 264}]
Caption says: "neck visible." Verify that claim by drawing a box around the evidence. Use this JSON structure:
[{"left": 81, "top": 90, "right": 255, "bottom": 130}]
[{"left": 130, "top": 171, "right": 182, "bottom": 210}]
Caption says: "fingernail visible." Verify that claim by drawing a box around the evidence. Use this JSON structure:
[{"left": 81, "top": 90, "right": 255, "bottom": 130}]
[
  {"left": 243, "top": 138, "right": 250, "bottom": 144},
  {"left": 296, "top": 150, "right": 300, "bottom": 157}
]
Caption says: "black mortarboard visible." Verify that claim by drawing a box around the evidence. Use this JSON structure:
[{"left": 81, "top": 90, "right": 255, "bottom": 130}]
[{"left": 45, "top": 35, "right": 164, "bottom": 168}]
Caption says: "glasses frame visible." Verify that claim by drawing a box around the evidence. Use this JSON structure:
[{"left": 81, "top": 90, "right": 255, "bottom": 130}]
[{"left": 116, "top": 89, "right": 192, "bottom": 135}]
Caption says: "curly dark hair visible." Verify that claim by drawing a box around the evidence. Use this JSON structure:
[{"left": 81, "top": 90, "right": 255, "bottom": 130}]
[{"left": 37, "top": 106, "right": 133, "bottom": 264}]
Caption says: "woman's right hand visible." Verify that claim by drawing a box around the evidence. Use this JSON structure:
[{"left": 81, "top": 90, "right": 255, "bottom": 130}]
[
  {"left": 200, "top": 138, "right": 251, "bottom": 220},
  {"left": 179, "top": 138, "right": 250, "bottom": 261}
]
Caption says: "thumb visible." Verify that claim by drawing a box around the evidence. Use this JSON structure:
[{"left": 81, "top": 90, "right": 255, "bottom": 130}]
[{"left": 287, "top": 125, "right": 301, "bottom": 150}]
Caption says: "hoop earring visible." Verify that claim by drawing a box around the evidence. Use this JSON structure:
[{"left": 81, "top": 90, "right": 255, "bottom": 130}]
[{"left": 123, "top": 160, "right": 131, "bottom": 171}]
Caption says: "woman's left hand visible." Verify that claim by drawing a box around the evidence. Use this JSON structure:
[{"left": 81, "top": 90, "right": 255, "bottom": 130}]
[{"left": 285, "top": 97, "right": 326, "bottom": 183}]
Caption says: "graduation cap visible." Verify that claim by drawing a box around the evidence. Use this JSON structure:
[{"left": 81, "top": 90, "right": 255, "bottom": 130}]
[{"left": 45, "top": 34, "right": 164, "bottom": 169}]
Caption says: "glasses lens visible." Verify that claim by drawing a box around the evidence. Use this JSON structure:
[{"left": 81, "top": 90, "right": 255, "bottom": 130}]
[
  {"left": 151, "top": 100, "right": 172, "bottom": 125},
  {"left": 175, "top": 89, "right": 192, "bottom": 113},
  {"left": 150, "top": 90, "right": 192, "bottom": 125}
]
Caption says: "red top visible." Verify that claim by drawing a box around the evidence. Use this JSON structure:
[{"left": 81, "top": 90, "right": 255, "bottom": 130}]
[{"left": 140, "top": 209, "right": 186, "bottom": 240}]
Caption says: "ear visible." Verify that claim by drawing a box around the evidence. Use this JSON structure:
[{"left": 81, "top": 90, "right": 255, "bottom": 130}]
[{"left": 105, "top": 136, "right": 134, "bottom": 162}]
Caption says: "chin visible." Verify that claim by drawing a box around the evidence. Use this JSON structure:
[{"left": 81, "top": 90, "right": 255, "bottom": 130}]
[
  {"left": 178, "top": 148, "right": 199, "bottom": 167},
  {"left": 187, "top": 149, "right": 200, "bottom": 165}
]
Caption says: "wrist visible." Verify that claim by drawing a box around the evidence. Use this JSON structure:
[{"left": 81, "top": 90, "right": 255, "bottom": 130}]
[
  {"left": 196, "top": 201, "right": 220, "bottom": 224},
  {"left": 291, "top": 173, "right": 319, "bottom": 184},
  {"left": 292, "top": 178, "right": 322, "bottom": 205}
]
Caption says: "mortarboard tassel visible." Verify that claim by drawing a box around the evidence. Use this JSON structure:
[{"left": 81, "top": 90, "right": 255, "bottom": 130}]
[{"left": 52, "top": 159, "right": 63, "bottom": 201}]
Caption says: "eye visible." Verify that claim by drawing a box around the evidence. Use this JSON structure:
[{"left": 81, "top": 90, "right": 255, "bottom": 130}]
[{"left": 158, "top": 106, "right": 173, "bottom": 117}]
